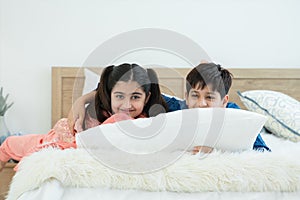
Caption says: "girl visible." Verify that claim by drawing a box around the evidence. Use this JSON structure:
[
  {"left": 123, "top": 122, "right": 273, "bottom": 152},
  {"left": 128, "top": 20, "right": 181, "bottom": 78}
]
[
  {"left": 0, "top": 63, "right": 168, "bottom": 171},
  {"left": 82, "top": 63, "right": 168, "bottom": 129}
]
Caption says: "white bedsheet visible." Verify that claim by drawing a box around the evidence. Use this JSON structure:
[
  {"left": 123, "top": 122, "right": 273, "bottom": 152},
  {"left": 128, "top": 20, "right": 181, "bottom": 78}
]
[
  {"left": 13, "top": 132, "right": 300, "bottom": 200},
  {"left": 17, "top": 180, "right": 300, "bottom": 200}
]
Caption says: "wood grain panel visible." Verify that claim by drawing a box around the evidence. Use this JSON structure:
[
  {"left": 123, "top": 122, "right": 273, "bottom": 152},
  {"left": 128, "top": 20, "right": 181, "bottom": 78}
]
[
  {"left": 0, "top": 163, "right": 16, "bottom": 200},
  {"left": 52, "top": 67, "right": 300, "bottom": 126}
]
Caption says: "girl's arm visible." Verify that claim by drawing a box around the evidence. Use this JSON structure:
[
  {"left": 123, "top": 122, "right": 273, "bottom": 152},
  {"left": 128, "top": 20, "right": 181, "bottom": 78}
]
[{"left": 67, "top": 91, "right": 96, "bottom": 134}]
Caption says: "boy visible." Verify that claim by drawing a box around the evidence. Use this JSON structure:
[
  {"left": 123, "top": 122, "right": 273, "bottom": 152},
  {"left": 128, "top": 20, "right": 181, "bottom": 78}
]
[
  {"left": 163, "top": 63, "right": 270, "bottom": 153},
  {"left": 68, "top": 63, "right": 270, "bottom": 152}
]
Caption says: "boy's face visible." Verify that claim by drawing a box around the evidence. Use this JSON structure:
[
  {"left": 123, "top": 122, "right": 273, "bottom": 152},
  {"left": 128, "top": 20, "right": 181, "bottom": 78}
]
[{"left": 185, "top": 83, "right": 228, "bottom": 108}]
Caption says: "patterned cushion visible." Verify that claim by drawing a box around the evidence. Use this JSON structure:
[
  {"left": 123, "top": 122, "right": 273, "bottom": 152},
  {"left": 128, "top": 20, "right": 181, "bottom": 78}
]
[{"left": 238, "top": 90, "right": 300, "bottom": 142}]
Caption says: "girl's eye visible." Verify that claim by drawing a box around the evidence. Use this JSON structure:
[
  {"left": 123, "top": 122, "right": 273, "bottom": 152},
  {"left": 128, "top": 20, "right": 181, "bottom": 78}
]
[
  {"left": 131, "top": 95, "right": 141, "bottom": 100},
  {"left": 116, "top": 95, "right": 124, "bottom": 99}
]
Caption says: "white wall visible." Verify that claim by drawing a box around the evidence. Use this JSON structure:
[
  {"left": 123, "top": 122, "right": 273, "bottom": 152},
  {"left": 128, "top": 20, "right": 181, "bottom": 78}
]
[{"left": 0, "top": 0, "right": 299, "bottom": 134}]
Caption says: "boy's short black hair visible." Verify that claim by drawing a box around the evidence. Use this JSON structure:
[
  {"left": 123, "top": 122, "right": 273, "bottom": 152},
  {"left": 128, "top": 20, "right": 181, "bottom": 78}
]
[{"left": 186, "top": 63, "right": 233, "bottom": 98}]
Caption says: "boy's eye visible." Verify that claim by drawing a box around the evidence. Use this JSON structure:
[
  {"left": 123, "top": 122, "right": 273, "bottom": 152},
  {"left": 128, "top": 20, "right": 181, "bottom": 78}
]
[
  {"left": 190, "top": 93, "right": 199, "bottom": 98},
  {"left": 206, "top": 95, "right": 215, "bottom": 100}
]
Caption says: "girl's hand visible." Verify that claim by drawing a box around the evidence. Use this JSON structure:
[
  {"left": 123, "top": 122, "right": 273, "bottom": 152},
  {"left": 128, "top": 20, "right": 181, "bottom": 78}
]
[
  {"left": 67, "top": 91, "right": 96, "bottom": 135},
  {"left": 68, "top": 98, "right": 86, "bottom": 135}
]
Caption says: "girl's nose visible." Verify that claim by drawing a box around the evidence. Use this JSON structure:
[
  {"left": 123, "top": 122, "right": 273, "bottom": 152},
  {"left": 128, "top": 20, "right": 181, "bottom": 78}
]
[{"left": 122, "top": 99, "right": 132, "bottom": 109}]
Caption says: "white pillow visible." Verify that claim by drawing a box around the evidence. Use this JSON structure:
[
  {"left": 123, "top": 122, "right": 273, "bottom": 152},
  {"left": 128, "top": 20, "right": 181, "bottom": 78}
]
[
  {"left": 76, "top": 108, "right": 267, "bottom": 153},
  {"left": 82, "top": 68, "right": 100, "bottom": 95},
  {"left": 238, "top": 90, "right": 300, "bottom": 142}
]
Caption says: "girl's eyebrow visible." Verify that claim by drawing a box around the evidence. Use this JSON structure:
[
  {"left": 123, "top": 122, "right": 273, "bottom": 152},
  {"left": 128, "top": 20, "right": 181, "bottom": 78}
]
[
  {"left": 131, "top": 92, "right": 143, "bottom": 95},
  {"left": 113, "top": 91, "right": 124, "bottom": 94},
  {"left": 113, "top": 91, "right": 143, "bottom": 95}
]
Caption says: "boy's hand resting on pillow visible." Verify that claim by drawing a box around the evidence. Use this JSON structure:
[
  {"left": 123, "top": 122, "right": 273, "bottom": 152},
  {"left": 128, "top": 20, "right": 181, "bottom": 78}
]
[{"left": 191, "top": 146, "right": 214, "bottom": 155}]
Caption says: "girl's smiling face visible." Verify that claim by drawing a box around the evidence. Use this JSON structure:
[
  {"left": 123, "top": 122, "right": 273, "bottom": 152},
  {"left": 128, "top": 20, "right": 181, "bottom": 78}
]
[{"left": 111, "top": 81, "right": 150, "bottom": 118}]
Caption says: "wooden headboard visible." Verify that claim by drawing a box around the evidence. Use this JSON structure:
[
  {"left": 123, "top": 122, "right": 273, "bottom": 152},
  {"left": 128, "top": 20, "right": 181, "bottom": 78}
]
[{"left": 52, "top": 67, "right": 300, "bottom": 127}]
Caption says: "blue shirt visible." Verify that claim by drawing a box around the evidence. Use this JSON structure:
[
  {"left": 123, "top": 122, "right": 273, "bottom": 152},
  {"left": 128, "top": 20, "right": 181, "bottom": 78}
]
[{"left": 162, "top": 94, "right": 271, "bottom": 152}]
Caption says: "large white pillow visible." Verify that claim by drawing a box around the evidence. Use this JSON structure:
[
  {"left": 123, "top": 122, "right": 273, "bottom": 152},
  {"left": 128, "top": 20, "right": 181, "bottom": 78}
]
[
  {"left": 238, "top": 90, "right": 300, "bottom": 142},
  {"left": 82, "top": 68, "right": 100, "bottom": 95},
  {"left": 76, "top": 108, "right": 266, "bottom": 172},
  {"left": 76, "top": 108, "right": 267, "bottom": 153}
]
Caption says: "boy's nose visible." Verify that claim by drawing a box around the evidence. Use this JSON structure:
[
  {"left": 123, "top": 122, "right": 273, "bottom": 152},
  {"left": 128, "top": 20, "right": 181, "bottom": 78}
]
[{"left": 197, "top": 99, "right": 208, "bottom": 108}]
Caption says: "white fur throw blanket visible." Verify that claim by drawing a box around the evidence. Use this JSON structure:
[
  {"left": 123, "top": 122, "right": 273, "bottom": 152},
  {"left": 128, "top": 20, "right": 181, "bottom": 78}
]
[{"left": 7, "top": 147, "right": 300, "bottom": 200}]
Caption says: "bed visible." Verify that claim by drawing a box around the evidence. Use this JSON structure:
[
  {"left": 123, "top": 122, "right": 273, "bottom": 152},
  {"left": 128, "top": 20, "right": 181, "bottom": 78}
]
[{"left": 2, "top": 67, "right": 300, "bottom": 200}]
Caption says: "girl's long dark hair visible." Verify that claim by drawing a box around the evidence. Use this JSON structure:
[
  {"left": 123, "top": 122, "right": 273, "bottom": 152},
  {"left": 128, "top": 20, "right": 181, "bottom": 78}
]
[{"left": 94, "top": 63, "right": 168, "bottom": 123}]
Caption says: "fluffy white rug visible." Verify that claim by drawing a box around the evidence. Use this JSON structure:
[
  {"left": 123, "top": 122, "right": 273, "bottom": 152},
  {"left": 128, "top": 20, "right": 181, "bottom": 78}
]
[{"left": 6, "top": 146, "right": 300, "bottom": 200}]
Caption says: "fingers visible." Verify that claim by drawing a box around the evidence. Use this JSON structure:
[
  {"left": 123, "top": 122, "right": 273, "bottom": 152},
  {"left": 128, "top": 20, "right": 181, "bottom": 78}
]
[
  {"left": 67, "top": 111, "right": 77, "bottom": 135},
  {"left": 67, "top": 106, "right": 84, "bottom": 135},
  {"left": 74, "top": 118, "right": 83, "bottom": 133},
  {"left": 191, "top": 146, "right": 213, "bottom": 154},
  {"left": 68, "top": 98, "right": 87, "bottom": 134},
  {"left": 67, "top": 119, "right": 74, "bottom": 134},
  {"left": 191, "top": 149, "right": 199, "bottom": 155}
]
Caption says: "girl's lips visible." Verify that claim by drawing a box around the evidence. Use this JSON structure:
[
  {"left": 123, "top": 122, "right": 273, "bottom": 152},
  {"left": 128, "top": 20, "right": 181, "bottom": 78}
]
[{"left": 119, "top": 109, "right": 134, "bottom": 113}]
